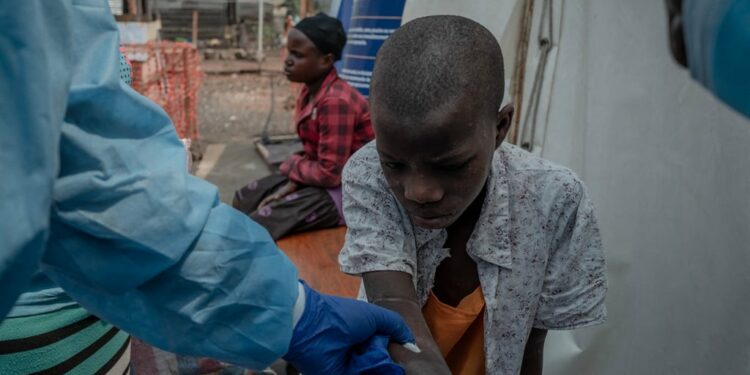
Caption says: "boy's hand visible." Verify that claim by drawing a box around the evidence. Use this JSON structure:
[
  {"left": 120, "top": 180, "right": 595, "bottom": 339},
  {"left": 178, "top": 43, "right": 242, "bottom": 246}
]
[{"left": 258, "top": 181, "right": 299, "bottom": 208}]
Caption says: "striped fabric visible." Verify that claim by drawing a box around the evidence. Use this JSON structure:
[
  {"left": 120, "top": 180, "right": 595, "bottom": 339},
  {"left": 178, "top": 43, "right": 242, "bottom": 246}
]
[{"left": 0, "top": 305, "right": 130, "bottom": 375}]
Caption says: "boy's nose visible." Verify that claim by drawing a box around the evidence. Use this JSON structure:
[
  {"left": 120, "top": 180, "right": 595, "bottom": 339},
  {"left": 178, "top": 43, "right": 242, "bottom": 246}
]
[{"left": 403, "top": 176, "right": 444, "bottom": 205}]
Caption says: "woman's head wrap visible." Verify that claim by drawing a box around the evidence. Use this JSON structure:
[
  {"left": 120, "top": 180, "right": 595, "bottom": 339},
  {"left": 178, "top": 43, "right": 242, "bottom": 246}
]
[{"left": 294, "top": 13, "right": 347, "bottom": 61}]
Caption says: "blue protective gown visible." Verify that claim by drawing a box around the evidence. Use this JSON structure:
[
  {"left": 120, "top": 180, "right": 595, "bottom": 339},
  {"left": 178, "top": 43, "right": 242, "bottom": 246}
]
[{"left": 0, "top": 0, "right": 298, "bottom": 369}]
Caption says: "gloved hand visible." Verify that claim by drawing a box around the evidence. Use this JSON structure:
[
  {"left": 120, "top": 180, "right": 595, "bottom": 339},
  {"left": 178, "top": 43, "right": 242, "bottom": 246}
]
[
  {"left": 283, "top": 281, "right": 415, "bottom": 375},
  {"left": 349, "top": 335, "right": 406, "bottom": 375}
]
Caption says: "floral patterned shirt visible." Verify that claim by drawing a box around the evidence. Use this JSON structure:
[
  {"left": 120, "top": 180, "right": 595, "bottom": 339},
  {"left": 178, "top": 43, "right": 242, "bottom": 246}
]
[{"left": 339, "top": 141, "right": 608, "bottom": 375}]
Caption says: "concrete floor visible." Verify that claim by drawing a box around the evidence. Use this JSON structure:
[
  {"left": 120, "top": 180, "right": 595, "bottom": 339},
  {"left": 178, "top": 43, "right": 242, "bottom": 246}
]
[
  {"left": 195, "top": 140, "right": 271, "bottom": 204},
  {"left": 198, "top": 51, "right": 297, "bottom": 144}
]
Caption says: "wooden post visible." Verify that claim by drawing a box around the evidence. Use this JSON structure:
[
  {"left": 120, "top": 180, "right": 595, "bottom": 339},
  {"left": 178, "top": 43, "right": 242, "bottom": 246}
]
[
  {"left": 300, "top": 0, "right": 310, "bottom": 18},
  {"left": 127, "top": 0, "right": 138, "bottom": 15},
  {"left": 257, "top": 0, "right": 264, "bottom": 62},
  {"left": 192, "top": 10, "right": 199, "bottom": 47},
  {"left": 509, "top": 0, "right": 534, "bottom": 145}
]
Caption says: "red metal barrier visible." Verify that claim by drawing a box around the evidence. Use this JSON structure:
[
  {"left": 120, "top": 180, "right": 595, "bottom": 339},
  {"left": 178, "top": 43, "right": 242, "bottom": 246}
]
[{"left": 123, "top": 42, "right": 203, "bottom": 140}]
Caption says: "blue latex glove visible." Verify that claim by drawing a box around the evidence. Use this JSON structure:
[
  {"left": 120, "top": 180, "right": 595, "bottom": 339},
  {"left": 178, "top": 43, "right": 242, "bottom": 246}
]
[
  {"left": 349, "top": 335, "right": 406, "bottom": 375},
  {"left": 283, "top": 282, "right": 414, "bottom": 375}
]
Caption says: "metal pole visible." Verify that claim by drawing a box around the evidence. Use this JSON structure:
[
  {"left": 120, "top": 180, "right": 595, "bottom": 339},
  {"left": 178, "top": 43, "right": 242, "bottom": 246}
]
[
  {"left": 192, "top": 10, "right": 199, "bottom": 47},
  {"left": 257, "top": 0, "right": 264, "bottom": 62}
]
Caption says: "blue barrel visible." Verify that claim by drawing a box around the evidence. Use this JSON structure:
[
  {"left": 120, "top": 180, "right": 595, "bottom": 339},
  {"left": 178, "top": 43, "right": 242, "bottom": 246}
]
[{"left": 337, "top": 0, "right": 407, "bottom": 98}]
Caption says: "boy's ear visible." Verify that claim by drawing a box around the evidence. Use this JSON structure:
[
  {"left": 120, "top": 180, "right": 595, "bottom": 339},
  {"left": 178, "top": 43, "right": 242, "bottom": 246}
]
[
  {"left": 666, "top": 0, "right": 688, "bottom": 67},
  {"left": 495, "top": 105, "right": 514, "bottom": 148}
]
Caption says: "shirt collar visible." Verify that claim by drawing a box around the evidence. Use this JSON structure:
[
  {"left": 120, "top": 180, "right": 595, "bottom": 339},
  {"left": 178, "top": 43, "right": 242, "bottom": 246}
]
[
  {"left": 295, "top": 68, "right": 339, "bottom": 123},
  {"left": 467, "top": 146, "right": 513, "bottom": 269}
]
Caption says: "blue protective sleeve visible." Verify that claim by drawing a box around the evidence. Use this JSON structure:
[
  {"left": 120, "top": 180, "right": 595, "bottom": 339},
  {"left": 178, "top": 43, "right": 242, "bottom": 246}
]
[
  {"left": 0, "top": 1, "right": 73, "bottom": 318},
  {"left": 1, "top": 0, "right": 299, "bottom": 369}
]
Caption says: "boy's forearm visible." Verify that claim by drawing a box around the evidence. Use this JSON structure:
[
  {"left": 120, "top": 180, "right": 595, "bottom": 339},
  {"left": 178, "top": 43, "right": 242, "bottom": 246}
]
[
  {"left": 374, "top": 298, "right": 444, "bottom": 364},
  {"left": 363, "top": 271, "right": 451, "bottom": 374}
]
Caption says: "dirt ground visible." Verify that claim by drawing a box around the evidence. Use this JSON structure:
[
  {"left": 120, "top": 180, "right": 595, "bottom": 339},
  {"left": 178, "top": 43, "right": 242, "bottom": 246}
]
[
  {"left": 189, "top": 49, "right": 301, "bottom": 203},
  {"left": 197, "top": 50, "right": 298, "bottom": 144}
]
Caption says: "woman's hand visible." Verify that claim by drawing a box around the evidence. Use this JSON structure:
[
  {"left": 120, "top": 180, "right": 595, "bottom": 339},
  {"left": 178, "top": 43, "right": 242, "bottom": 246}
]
[{"left": 258, "top": 181, "right": 299, "bottom": 208}]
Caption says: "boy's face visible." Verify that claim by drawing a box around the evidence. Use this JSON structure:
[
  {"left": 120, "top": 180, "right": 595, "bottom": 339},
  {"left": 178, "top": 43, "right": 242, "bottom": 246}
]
[
  {"left": 284, "top": 29, "right": 333, "bottom": 84},
  {"left": 374, "top": 97, "right": 513, "bottom": 229}
]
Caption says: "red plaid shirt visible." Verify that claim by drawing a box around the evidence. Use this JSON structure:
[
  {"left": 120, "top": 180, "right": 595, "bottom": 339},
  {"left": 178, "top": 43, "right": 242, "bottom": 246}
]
[{"left": 280, "top": 68, "right": 373, "bottom": 187}]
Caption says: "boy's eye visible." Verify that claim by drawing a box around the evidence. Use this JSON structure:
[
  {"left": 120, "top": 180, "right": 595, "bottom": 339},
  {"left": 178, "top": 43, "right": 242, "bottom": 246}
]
[
  {"left": 383, "top": 161, "right": 404, "bottom": 170},
  {"left": 440, "top": 159, "right": 471, "bottom": 171}
]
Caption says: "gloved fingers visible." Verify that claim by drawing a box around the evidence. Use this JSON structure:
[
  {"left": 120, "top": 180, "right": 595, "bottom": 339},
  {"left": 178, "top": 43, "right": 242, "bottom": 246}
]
[
  {"left": 347, "top": 335, "right": 405, "bottom": 375},
  {"left": 284, "top": 282, "right": 415, "bottom": 375},
  {"left": 361, "top": 303, "right": 416, "bottom": 345}
]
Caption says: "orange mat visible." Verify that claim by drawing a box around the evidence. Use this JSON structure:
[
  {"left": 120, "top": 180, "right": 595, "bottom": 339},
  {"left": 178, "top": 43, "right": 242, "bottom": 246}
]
[{"left": 276, "top": 227, "right": 360, "bottom": 298}]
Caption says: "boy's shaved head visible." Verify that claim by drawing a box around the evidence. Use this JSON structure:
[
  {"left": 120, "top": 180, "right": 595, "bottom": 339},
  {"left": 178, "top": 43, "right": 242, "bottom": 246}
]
[
  {"left": 371, "top": 15, "right": 504, "bottom": 121},
  {"left": 370, "top": 15, "right": 513, "bottom": 230}
]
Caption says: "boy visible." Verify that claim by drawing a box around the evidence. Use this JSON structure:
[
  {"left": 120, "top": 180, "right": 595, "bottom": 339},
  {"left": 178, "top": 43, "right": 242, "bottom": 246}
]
[
  {"left": 233, "top": 13, "right": 373, "bottom": 239},
  {"left": 339, "top": 16, "right": 608, "bottom": 375}
]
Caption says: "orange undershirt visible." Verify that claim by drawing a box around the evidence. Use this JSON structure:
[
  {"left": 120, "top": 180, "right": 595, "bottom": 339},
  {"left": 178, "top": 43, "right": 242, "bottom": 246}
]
[{"left": 422, "top": 287, "right": 486, "bottom": 375}]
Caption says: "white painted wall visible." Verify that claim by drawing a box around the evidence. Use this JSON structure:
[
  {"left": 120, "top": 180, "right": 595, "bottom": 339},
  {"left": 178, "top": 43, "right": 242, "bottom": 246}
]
[
  {"left": 403, "top": 1, "right": 750, "bottom": 373},
  {"left": 402, "top": 0, "right": 524, "bottom": 106}
]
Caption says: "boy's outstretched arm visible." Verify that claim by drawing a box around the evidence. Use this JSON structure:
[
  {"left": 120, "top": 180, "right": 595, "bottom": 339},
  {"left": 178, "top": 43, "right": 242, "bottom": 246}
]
[
  {"left": 520, "top": 328, "right": 548, "bottom": 375},
  {"left": 363, "top": 271, "right": 451, "bottom": 375}
]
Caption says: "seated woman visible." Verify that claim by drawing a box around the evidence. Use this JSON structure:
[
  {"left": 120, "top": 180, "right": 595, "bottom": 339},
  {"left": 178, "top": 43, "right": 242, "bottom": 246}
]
[{"left": 233, "top": 13, "right": 373, "bottom": 240}]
